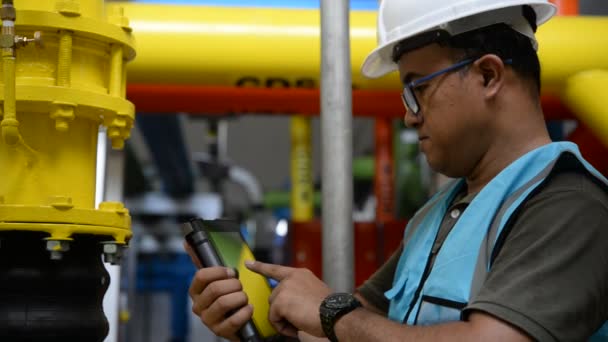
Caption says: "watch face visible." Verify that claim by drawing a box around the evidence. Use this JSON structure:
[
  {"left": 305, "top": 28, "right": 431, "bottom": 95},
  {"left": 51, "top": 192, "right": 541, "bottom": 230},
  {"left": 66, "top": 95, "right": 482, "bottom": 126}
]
[{"left": 325, "top": 293, "right": 355, "bottom": 309}]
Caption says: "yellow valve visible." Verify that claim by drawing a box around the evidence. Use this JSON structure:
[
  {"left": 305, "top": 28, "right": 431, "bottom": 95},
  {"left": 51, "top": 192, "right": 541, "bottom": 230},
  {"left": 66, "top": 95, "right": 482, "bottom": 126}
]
[{"left": 0, "top": 0, "right": 136, "bottom": 247}]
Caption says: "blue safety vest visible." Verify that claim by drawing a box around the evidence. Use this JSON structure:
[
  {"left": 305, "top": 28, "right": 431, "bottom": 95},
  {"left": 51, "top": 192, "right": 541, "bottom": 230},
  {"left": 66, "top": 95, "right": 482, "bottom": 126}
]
[{"left": 385, "top": 142, "right": 608, "bottom": 340}]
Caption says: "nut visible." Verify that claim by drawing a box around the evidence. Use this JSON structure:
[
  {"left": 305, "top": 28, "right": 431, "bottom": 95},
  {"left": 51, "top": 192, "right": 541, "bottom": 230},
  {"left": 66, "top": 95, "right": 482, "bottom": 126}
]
[
  {"left": 103, "top": 243, "right": 118, "bottom": 254},
  {"left": 99, "top": 201, "right": 127, "bottom": 214},
  {"left": 49, "top": 196, "right": 74, "bottom": 210},
  {"left": 46, "top": 240, "right": 70, "bottom": 252}
]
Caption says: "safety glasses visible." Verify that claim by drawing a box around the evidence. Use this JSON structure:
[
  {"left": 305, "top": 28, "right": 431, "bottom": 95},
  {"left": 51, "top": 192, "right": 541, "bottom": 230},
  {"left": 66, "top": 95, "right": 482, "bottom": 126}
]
[
  {"left": 401, "top": 57, "right": 513, "bottom": 115},
  {"left": 401, "top": 58, "right": 475, "bottom": 115}
]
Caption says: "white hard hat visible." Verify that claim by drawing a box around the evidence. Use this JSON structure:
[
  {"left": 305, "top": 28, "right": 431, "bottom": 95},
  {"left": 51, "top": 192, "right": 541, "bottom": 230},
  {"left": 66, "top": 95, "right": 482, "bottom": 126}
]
[{"left": 361, "top": 0, "right": 557, "bottom": 78}]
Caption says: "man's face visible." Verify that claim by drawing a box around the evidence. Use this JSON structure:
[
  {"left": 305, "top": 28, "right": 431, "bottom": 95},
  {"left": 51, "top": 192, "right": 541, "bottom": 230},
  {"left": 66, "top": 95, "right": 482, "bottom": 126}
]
[{"left": 397, "top": 44, "right": 492, "bottom": 178}]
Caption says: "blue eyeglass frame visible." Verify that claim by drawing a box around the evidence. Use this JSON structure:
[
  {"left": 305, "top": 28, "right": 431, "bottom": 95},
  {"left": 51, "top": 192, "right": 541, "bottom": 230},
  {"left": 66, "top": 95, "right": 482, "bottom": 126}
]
[{"left": 401, "top": 57, "right": 513, "bottom": 115}]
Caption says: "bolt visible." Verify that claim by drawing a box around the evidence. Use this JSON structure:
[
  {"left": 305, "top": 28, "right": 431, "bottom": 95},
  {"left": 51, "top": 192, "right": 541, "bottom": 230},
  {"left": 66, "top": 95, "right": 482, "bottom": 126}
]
[
  {"left": 108, "top": 126, "right": 121, "bottom": 139},
  {"left": 102, "top": 242, "right": 124, "bottom": 265},
  {"left": 99, "top": 201, "right": 127, "bottom": 215},
  {"left": 49, "top": 196, "right": 74, "bottom": 210},
  {"left": 108, "top": 6, "right": 132, "bottom": 32},
  {"left": 104, "top": 253, "right": 121, "bottom": 265},
  {"left": 56, "top": 0, "right": 80, "bottom": 17},
  {"left": 111, "top": 137, "right": 125, "bottom": 150},
  {"left": 46, "top": 240, "right": 70, "bottom": 261},
  {"left": 50, "top": 251, "right": 63, "bottom": 260},
  {"left": 55, "top": 118, "right": 69, "bottom": 132},
  {"left": 103, "top": 253, "right": 121, "bottom": 265},
  {"left": 50, "top": 103, "right": 74, "bottom": 133},
  {"left": 14, "top": 31, "right": 43, "bottom": 49}
]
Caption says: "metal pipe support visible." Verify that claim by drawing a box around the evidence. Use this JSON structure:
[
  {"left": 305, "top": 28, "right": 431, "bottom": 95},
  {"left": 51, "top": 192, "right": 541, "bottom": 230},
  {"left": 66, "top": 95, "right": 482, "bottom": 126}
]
[{"left": 320, "top": 0, "right": 354, "bottom": 292}]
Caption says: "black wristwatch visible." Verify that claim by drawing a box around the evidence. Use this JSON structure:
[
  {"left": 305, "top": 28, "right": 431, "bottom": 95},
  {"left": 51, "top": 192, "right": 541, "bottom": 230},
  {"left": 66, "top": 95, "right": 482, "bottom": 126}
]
[{"left": 319, "top": 293, "right": 362, "bottom": 342}]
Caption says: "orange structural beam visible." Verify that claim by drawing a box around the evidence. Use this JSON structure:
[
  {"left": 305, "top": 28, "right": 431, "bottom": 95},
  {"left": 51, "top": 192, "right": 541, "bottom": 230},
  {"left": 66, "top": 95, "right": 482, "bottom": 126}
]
[{"left": 127, "top": 84, "right": 573, "bottom": 120}]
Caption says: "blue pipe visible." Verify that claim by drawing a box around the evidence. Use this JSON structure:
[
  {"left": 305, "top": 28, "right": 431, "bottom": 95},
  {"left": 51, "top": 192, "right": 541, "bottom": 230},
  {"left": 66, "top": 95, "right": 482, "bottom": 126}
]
[
  {"left": 136, "top": 114, "right": 195, "bottom": 198},
  {"left": 137, "top": 253, "right": 197, "bottom": 342}
]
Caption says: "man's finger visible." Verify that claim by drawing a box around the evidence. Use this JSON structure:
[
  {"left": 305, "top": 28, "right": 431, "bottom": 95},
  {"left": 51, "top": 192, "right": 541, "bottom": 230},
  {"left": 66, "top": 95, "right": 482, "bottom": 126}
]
[
  {"left": 189, "top": 267, "right": 236, "bottom": 299},
  {"left": 245, "top": 260, "right": 293, "bottom": 281},
  {"left": 276, "top": 320, "right": 298, "bottom": 338},
  {"left": 204, "top": 290, "right": 249, "bottom": 324},
  {"left": 213, "top": 303, "right": 254, "bottom": 341},
  {"left": 194, "top": 278, "right": 243, "bottom": 315},
  {"left": 267, "top": 277, "right": 286, "bottom": 304}
]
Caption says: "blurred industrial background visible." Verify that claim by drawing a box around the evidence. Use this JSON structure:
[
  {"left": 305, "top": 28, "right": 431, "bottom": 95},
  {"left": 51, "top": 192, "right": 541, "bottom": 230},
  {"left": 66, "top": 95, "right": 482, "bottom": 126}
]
[{"left": 0, "top": 0, "right": 607, "bottom": 342}]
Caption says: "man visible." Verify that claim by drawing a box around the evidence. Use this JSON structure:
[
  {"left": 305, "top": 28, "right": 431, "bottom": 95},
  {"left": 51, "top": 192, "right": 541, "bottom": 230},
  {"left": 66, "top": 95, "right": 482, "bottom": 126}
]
[{"left": 187, "top": 0, "right": 608, "bottom": 341}]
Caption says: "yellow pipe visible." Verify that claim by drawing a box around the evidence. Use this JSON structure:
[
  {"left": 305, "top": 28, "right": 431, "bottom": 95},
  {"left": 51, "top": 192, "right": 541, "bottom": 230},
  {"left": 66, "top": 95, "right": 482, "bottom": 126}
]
[
  {"left": 115, "top": 3, "right": 608, "bottom": 154},
  {"left": 290, "top": 116, "right": 314, "bottom": 221},
  {"left": 114, "top": 3, "right": 608, "bottom": 95},
  {"left": 563, "top": 70, "right": 608, "bottom": 148},
  {"left": 537, "top": 17, "right": 608, "bottom": 95}
]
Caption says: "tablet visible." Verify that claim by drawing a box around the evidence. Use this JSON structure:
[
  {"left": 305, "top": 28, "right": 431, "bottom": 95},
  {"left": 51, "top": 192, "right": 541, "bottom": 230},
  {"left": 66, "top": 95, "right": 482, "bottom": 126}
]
[{"left": 183, "top": 218, "right": 278, "bottom": 340}]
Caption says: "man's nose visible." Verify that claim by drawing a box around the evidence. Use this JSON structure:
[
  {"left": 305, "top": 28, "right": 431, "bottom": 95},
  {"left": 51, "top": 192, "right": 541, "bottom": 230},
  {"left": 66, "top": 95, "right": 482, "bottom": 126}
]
[{"left": 404, "top": 109, "right": 422, "bottom": 128}]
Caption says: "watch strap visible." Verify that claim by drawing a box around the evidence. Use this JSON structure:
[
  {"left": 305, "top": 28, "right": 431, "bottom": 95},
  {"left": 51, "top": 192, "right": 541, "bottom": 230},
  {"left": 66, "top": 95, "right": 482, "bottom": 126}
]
[{"left": 320, "top": 293, "right": 362, "bottom": 342}]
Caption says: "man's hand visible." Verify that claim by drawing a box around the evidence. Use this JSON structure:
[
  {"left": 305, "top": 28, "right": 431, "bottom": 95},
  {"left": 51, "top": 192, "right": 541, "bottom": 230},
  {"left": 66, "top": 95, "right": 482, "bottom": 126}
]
[
  {"left": 185, "top": 243, "right": 253, "bottom": 342},
  {"left": 246, "top": 260, "right": 332, "bottom": 338}
]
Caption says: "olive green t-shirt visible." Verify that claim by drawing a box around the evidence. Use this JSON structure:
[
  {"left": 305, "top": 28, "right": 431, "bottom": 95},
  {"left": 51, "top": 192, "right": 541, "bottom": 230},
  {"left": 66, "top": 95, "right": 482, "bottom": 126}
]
[{"left": 357, "top": 166, "right": 608, "bottom": 341}]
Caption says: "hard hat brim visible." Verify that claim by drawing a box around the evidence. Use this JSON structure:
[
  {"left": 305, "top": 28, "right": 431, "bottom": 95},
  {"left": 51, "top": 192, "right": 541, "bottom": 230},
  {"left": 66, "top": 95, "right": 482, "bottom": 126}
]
[{"left": 361, "top": 2, "right": 556, "bottom": 79}]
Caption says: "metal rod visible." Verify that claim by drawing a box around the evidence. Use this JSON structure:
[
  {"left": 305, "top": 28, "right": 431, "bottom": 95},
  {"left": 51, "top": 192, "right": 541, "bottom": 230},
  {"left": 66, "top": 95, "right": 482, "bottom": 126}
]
[
  {"left": 98, "top": 128, "right": 127, "bottom": 342},
  {"left": 320, "top": 0, "right": 354, "bottom": 292},
  {"left": 57, "top": 30, "right": 72, "bottom": 87},
  {"left": 1, "top": 1, "right": 19, "bottom": 146},
  {"left": 109, "top": 44, "right": 123, "bottom": 97}
]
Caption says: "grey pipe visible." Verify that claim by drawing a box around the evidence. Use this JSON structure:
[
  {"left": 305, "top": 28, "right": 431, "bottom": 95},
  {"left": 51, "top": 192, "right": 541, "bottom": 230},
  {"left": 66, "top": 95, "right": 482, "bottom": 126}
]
[{"left": 320, "top": 0, "right": 354, "bottom": 292}]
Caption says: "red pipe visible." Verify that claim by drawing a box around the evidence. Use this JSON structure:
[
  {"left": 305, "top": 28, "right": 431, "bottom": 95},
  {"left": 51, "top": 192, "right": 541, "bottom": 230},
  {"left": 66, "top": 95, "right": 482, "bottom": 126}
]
[
  {"left": 127, "top": 84, "right": 573, "bottom": 120},
  {"left": 568, "top": 124, "right": 608, "bottom": 174},
  {"left": 374, "top": 118, "right": 395, "bottom": 223}
]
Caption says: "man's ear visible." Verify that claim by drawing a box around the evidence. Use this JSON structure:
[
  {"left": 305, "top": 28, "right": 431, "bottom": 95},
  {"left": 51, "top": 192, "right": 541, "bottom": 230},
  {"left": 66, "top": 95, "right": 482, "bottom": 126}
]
[{"left": 473, "top": 54, "right": 505, "bottom": 99}]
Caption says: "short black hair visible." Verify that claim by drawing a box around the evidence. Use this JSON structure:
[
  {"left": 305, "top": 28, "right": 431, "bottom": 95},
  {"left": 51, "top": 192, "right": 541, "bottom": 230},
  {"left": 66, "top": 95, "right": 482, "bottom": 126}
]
[{"left": 392, "top": 6, "right": 541, "bottom": 95}]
